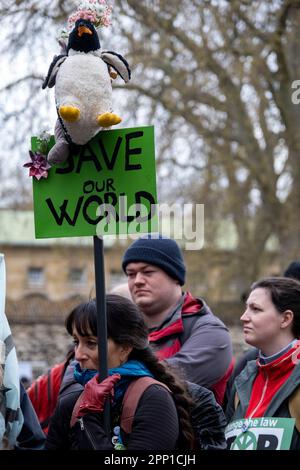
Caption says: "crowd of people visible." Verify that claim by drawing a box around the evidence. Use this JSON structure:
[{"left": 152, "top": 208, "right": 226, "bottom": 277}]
[{"left": 1, "top": 236, "right": 300, "bottom": 451}]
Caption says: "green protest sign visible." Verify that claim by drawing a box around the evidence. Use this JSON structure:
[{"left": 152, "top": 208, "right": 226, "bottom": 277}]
[
  {"left": 32, "top": 126, "right": 157, "bottom": 238},
  {"left": 225, "top": 417, "right": 295, "bottom": 450}
]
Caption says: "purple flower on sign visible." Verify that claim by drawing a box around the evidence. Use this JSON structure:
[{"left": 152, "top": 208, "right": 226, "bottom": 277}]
[{"left": 23, "top": 151, "right": 51, "bottom": 180}]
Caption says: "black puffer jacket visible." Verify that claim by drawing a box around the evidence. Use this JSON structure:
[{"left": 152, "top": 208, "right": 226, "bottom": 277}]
[{"left": 187, "top": 381, "right": 227, "bottom": 450}]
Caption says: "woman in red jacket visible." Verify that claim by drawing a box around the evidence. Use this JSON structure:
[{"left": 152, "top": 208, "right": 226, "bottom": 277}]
[{"left": 226, "top": 277, "right": 300, "bottom": 450}]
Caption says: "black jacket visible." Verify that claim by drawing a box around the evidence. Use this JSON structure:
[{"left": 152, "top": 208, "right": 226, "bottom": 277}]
[
  {"left": 46, "top": 375, "right": 227, "bottom": 450},
  {"left": 46, "top": 379, "right": 179, "bottom": 450},
  {"left": 187, "top": 381, "right": 227, "bottom": 450}
]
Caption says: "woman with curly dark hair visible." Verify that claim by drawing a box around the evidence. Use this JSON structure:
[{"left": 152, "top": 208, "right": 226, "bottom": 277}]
[{"left": 46, "top": 294, "right": 194, "bottom": 450}]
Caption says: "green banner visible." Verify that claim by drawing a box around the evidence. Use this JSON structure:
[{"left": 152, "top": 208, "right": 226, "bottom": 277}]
[
  {"left": 32, "top": 126, "right": 157, "bottom": 239},
  {"left": 225, "top": 417, "right": 295, "bottom": 450}
]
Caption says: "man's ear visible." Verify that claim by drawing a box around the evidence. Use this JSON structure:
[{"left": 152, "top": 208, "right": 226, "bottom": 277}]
[{"left": 281, "top": 309, "right": 294, "bottom": 329}]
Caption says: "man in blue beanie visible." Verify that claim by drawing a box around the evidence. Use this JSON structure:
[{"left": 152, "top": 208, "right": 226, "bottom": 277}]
[{"left": 122, "top": 235, "right": 234, "bottom": 406}]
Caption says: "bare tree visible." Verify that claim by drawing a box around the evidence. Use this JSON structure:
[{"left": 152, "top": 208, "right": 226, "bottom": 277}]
[
  {"left": 1, "top": 1, "right": 300, "bottom": 292},
  {"left": 112, "top": 0, "right": 300, "bottom": 290}
]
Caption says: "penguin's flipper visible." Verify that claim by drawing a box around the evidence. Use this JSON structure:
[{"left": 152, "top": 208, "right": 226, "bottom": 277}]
[
  {"left": 101, "top": 51, "right": 131, "bottom": 83},
  {"left": 47, "top": 118, "right": 70, "bottom": 165},
  {"left": 58, "top": 38, "right": 68, "bottom": 55},
  {"left": 42, "top": 54, "right": 67, "bottom": 89}
]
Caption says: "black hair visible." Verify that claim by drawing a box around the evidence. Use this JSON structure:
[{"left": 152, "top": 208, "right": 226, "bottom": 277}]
[
  {"left": 250, "top": 277, "right": 300, "bottom": 337},
  {"left": 65, "top": 294, "right": 194, "bottom": 447}
]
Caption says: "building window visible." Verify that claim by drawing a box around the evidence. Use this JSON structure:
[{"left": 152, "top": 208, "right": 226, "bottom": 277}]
[
  {"left": 69, "top": 268, "right": 86, "bottom": 286},
  {"left": 27, "top": 267, "right": 44, "bottom": 287}
]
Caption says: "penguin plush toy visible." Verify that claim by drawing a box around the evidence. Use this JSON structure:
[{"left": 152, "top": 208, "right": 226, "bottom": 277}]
[{"left": 42, "top": 18, "right": 131, "bottom": 165}]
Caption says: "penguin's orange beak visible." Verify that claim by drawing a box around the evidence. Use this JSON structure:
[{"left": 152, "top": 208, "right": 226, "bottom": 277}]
[{"left": 78, "top": 26, "right": 93, "bottom": 37}]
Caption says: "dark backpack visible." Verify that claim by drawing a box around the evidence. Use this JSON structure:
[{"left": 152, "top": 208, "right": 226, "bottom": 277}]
[{"left": 121, "top": 377, "right": 227, "bottom": 450}]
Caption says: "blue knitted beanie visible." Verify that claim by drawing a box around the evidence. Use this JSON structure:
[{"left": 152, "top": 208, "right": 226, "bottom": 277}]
[{"left": 122, "top": 235, "right": 186, "bottom": 286}]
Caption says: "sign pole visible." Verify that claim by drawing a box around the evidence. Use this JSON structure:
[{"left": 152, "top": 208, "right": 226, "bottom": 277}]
[
  {"left": 93, "top": 234, "right": 110, "bottom": 435},
  {"left": 30, "top": 125, "right": 157, "bottom": 440}
]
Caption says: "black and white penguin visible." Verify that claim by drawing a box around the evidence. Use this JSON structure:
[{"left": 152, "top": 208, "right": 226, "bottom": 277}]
[{"left": 42, "top": 19, "right": 131, "bottom": 164}]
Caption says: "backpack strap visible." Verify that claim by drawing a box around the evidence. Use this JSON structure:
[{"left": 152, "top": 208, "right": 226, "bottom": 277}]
[
  {"left": 289, "top": 385, "right": 300, "bottom": 433},
  {"left": 120, "top": 377, "right": 171, "bottom": 435}
]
